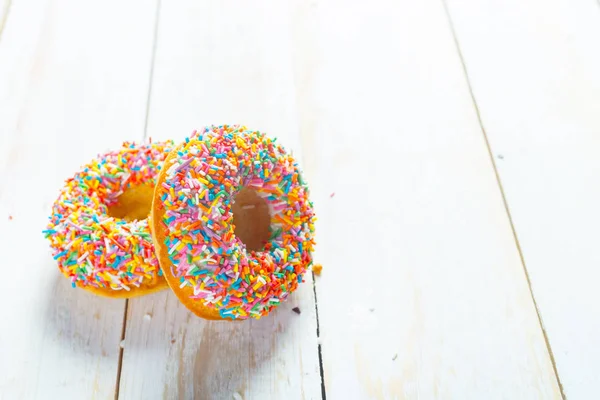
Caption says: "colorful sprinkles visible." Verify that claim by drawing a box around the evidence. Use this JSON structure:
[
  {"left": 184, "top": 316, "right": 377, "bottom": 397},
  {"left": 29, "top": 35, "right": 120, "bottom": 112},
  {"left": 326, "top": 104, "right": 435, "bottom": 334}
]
[
  {"left": 159, "top": 125, "right": 316, "bottom": 320},
  {"left": 44, "top": 141, "right": 174, "bottom": 292}
]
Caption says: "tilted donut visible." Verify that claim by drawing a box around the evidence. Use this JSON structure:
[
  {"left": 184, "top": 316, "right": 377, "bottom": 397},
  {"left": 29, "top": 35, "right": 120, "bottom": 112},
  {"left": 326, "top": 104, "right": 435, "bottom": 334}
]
[
  {"left": 151, "top": 125, "right": 316, "bottom": 320},
  {"left": 44, "top": 141, "right": 174, "bottom": 297}
]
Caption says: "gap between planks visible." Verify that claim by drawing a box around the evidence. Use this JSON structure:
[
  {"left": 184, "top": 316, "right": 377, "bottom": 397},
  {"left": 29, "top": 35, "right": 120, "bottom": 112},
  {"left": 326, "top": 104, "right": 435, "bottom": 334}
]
[
  {"left": 142, "top": 0, "right": 163, "bottom": 141},
  {"left": 440, "top": 0, "right": 567, "bottom": 398},
  {"left": 311, "top": 273, "right": 327, "bottom": 400},
  {"left": 114, "top": 0, "right": 163, "bottom": 398},
  {"left": 114, "top": 299, "right": 130, "bottom": 400}
]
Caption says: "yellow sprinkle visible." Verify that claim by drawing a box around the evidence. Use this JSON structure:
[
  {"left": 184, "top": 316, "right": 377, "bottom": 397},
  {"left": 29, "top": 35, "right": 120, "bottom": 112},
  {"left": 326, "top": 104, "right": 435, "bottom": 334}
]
[{"left": 236, "top": 137, "right": 247, "bottom": 149}]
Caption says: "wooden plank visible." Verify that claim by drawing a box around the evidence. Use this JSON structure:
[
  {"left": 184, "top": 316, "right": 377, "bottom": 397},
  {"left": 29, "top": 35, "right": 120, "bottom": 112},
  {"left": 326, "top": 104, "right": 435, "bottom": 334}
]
[
  {"left": 0, "top": 0, "right": 158, "bottom": 398},
  {"left": 291, "top": 0, "right": 563, "bottom": 398},
  {"left": 444, "top": 0, "right": 600, "bottom": 398},
  {"left": 118, "top": 2, "right": 322, "bottom": 399}
]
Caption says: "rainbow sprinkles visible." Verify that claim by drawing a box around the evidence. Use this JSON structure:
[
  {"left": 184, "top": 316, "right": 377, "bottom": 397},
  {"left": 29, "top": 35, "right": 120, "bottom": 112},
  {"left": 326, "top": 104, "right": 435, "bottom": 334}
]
[
  {"left": 44, "top": 141, "right": 173, "bottom": 295},
  {"left": 159, "top": 125, "right": 316, "bottom": 319}
]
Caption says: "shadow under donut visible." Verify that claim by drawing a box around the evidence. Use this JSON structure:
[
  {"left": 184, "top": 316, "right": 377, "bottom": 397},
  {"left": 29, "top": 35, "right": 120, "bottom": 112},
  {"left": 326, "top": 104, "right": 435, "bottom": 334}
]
[
  {"left": 120, "top": 284, "right": 315, "bottom": 399},
  {"left": 43, "top": 270, "right": 126, "bottom": 358}
]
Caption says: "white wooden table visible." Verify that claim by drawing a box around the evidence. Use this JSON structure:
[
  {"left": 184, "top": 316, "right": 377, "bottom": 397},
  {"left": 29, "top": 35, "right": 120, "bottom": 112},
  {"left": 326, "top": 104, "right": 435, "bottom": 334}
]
[{"left": 1, "top": 0, "right": 599, "bottom": 399}]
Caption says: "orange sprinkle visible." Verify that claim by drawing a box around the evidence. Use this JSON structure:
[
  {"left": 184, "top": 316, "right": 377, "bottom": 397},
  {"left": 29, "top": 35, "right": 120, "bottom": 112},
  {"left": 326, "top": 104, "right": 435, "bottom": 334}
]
[{"left": 312, "top": 264, "right": 323, "bottom": 276}]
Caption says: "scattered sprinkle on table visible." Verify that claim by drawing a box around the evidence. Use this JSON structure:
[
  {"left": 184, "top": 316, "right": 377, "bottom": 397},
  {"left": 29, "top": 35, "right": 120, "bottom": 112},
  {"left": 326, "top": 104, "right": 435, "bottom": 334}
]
[
  {"left": 312, "top": 264, "right": 322, "bottom": 276},
  {"left": 292, "top": 307, "right": 301, "bottom": 314}
]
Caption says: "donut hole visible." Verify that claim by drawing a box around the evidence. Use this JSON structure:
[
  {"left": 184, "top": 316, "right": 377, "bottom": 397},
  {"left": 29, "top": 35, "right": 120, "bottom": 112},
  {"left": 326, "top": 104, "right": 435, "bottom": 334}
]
[
  {"left": 232, "top": 187, "right": 271, "bottom": 251},
  {"left": 106, "top": 184, "right": 154, "bottom": 222}
]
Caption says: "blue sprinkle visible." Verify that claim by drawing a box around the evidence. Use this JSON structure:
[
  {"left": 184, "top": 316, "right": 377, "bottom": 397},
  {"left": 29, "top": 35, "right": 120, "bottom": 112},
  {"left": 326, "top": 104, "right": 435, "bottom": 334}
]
[{"left": 54, "top": 250, "right": 68, "bottom": 260}]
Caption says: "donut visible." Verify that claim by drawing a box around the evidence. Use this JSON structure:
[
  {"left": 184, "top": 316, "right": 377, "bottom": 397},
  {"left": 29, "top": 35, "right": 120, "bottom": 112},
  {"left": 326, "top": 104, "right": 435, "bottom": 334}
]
[
  {"left": 44, "top": 141, "right": 174, "bottom": 298},
  {"left": 151, "top": 125, "right": 316, "bottom": 320}
]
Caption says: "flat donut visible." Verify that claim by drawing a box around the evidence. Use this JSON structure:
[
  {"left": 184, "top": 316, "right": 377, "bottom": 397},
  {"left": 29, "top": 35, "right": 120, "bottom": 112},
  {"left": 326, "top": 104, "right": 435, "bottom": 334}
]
[
  {"left": 151, "top": 125, "right": 316, "bottom": 320},
  {"left": 44, "top": 141, "right": 174, "bottom": 298}
]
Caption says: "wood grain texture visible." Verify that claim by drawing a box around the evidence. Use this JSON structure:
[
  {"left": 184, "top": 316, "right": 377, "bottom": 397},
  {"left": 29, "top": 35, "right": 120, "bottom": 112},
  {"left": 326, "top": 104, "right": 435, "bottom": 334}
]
[
  {"left": 0, "top": 0, "right": 157, "bottom": 398},
  {"left": 444, "top": 0, "right": 600, "bottom": 398},
  {"left": 291, "top": 0, "right": 562, "bottom": 398},
  {"left": 118, "top": 2, "right": 322, "bottom": 399}
]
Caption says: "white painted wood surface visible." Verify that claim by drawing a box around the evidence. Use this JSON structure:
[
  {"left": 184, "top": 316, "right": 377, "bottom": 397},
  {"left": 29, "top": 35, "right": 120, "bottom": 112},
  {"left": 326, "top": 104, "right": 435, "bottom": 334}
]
[
  {"left": 4, "top": 0, "right": 598, "bottom": 398},
  {"left": 118, "top": 2, "right": 322, "bottom": 399},
  {"left": 444, "top": 0, "right": 600, "bottom": 398},
  {"left": 0, "top": 0, "right": 157, "bottom": 398},
  {"left": 294, "top": 0, "right": 561, "bottom": 398}
]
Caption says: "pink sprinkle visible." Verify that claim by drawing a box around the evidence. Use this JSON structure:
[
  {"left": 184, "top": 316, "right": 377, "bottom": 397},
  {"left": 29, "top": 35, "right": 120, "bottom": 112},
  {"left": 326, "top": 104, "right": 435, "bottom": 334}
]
[{"left": 330, "top": 192, "right": 335, "bottom": 198}]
